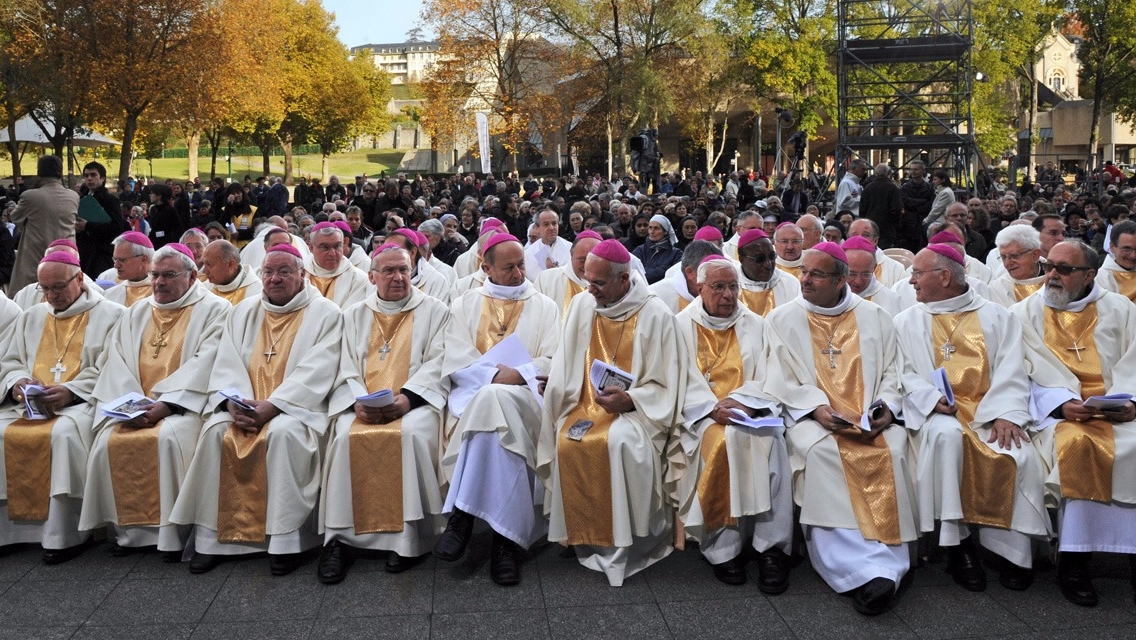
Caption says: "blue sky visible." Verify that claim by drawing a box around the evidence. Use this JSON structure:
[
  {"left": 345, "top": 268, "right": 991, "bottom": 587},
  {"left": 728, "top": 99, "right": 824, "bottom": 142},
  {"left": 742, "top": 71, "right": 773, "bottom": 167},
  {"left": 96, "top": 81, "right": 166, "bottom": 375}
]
[{"left": 323, "top": 0, "right": 433, "bottom": 48}]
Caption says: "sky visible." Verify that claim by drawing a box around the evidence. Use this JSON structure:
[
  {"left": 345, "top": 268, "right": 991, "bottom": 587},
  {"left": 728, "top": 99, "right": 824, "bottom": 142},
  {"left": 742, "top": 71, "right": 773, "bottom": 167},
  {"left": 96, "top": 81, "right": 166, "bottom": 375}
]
[{"left": 322, "top": 0, "right": 432, "bottom": 48}]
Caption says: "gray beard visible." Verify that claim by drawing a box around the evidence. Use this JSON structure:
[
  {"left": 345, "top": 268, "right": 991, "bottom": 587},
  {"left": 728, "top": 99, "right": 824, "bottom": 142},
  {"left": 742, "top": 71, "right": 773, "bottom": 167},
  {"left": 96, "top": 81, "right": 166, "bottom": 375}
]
[{"left": 1043, "top": 285, "right": 1074, "bottom": 307}]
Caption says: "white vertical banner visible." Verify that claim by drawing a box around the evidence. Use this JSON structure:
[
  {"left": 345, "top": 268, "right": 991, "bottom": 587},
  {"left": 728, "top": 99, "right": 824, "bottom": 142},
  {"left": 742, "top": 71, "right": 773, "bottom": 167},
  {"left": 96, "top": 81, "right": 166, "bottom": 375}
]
[{"left": 475, "top": 112, "right": 491, "bottom": 174}]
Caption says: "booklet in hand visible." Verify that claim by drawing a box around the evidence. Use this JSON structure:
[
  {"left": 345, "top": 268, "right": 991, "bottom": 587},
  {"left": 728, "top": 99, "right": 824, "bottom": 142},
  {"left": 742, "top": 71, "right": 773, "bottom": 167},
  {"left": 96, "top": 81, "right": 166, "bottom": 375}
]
[
  {"left": 590, "top": 360, "right": 635, "bottom": 393},
  {"left": 728, "top": 407, "right": 784, "bottom": 434},
  {"left": 1083, "top": 393, "right": 1134, "bottom": 411},
  {"left": 23, "top": 385, "right": 48, "bottom": 420},
  {"left": 219, "top": 388, "right": 256, "bottom": 412},
  {"left": 357, "top": 389, "right": 395, "bottom": 408},
  {"left": 102, "top": 392, "right": 156, "bottom": 420},
  {"left": 932, "top": 367, "right": 955, "bottom": 407}
]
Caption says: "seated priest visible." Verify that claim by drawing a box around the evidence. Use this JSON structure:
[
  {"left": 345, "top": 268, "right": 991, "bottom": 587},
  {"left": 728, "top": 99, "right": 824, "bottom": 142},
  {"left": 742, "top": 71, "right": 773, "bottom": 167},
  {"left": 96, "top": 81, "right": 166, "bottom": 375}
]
[
  {"left": 736, "top": 229, "right": 800, "bottom": 317},
  {"left": 535, "top": 230, "right": 602, "bottom": 318},
  {"left": 201, "top": 240, "right": 262, "bottom": 304},
  {"left": 304, "top": 222, "right": 371, "bottom": 309},
  {"left": 649, "top": 240, "right": 724, "bottom": 313},
  {"left": 105, "top": 231, "right": 155, "bottom": 307}
]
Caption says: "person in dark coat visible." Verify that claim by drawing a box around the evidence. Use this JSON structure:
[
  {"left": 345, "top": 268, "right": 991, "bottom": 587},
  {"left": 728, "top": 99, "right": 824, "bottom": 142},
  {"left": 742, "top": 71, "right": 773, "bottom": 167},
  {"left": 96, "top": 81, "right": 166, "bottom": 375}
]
[
  {"left": 631, "top": 214, "right": 682, "bottom": 284},
  {"left": 146, "top": 184, "right": 183, "bottom": 250},
  {"left": 76, "top": 161, "right": 129, "bottom": 278},
  {"left": 859, "top": 163, "right": 903, "bottom": 249}
]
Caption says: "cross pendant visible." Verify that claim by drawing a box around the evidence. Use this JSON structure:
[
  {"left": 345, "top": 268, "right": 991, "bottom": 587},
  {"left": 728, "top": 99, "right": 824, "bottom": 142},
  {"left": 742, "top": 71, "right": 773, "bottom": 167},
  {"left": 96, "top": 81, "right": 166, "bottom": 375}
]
[
  {"left": 264, "top": 347, "right": 276, "bottom": 363},
  {"left": 150, "top": 334, "right": 168, "bottom": 358},
  {"left": 50, "top": 360, "right": 66, "bottom": 383},
  {"left": 497, "top": 324, "right": 508, "bottom": 337},
  {"left": 377, "top": 342, "right": 391, "bottom": 361},
  {"left": 821, "top": 342, "right": 841, "bottom": 369},
  {"left": 1067, "top": 341, "right": 1085, "bottom": 362},
  {"left": 940, "top": 341, "right": 956, "bottom": 362}
]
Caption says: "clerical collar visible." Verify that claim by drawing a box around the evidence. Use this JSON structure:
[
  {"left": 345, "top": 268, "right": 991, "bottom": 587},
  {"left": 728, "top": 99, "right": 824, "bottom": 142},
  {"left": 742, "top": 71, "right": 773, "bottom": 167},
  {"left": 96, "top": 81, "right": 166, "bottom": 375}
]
[
  {"left": 671, "top": 271, "right": 694, "bottom": 301},
  {"left": 565, "top": 264, "right": 586, "bottom": 286},
  {"left": 596, "top": 272, "right": 649, "bottom": 320},
  {"left": 1010, "top": 272, "right": 1046, "bottom": 286},
  {"left": 1042, "top": 282, "right": 1102, "bottom": 313},
  {"left": 797, "top": 285, "right": 855, "bottom": 317},
  {"left": 776, "top": 255, "right": 802, "bottom": 268},
  {"left": 484, "top": 279, "right": 530, "bottom": 300},
  {"left": 261, "top": 282, "right": 317, "bottom": 314},
  {"left": 215, "top": 265, "right": 249, "bottom": 292},
  {"left": 53, "top": 286, "right": 102, "bottom": 319},
  {"left": 307, "top": 256, "right": 350, "bottom": 278},
  {"left": 741, "top": 265, "right": 779, "bottom": 290},
  {"left": 690, "top": 296, "right": 741, "bottom": 330},
  {"left": 921, "top": 286, "right": 981, "bottom": 315},
  {"left": 126, "top": 275, "right": 152, "bottom": 287},
  {"left": 855, "top": 275, "right": 880, "bottom": 299},
  {"left": 371, "top": 286, "right": 423, "bottom": 314},
  {"left": 151, "top": 280, "right": 206, "bottom": 310},
  {"left": 1102, "top": 254, "right": 1133, "bottom": 273}
]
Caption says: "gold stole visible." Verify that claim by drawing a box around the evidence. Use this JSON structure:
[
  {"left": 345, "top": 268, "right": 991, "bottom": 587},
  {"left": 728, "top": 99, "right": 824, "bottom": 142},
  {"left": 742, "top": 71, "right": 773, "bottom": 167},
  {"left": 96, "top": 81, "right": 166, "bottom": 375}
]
[
  {"left": 214, "top": 286, "right": 249, "bottom": 306},
  {"left": 349, "top": 310, "right": 413, "bottom": 534},
  {"left": 125, "top": 283, "right": 153, "bottom": 307},
  {"left": 693, "top": 324, "right": 746, "bottom": 531},
  {"left": 560, "top": 279, "right": 586, "bottom": 319},
  {"left": 808, "top": 311, "right": 901, "bottom": 545},
  {"left": 309, "top": 275, "right": 336, "bottom": 301},
  {"left": 1111, "top": 270, "right": 1136, "bottom": 303},
  {"left": 557, "top": 312, "right": 638, "bottom": 546},
  {"left": 874, "top": 263, "right": 884, "bottom": 280},
  {"left": 775, "top": 263, "right": 800, "bottom": 279},
  {"left": 1044, "top": 305, "right": 1114, "bottom": 503},
  {"left": 232, "top": 213, "right": 255, "bottom": 248},
  {"left": 1013, "top": 282, "right": 1042, "bottom": 301},
  {"left": 739, "top": 288, "right": 774, "bottom": 317},
  {"left": 198, "top": 273, "right": 208, "bottom": 282},
  {"left": 677, "top": 296, "right": 690, "bottom": 312},
  {"left": 107, "top": 306, "right": 191, "bottom": 527},
  {"left": 475, "top": 297, "right": 524, "bottom": 353},
  {"left": 5, "top": 312, "right": 89, "bottom": 521},
  {"left": 216, "top": 309, "right": 305, "bottom": 543},
  {"left": 932, "top": 311, "right": 1015, "bottom": 529}
]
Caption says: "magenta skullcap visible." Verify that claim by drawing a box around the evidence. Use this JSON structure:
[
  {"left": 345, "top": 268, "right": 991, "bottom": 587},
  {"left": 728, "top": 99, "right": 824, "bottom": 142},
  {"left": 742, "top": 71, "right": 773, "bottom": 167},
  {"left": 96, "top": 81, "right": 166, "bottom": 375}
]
[
  {"left": 737, "top": 229, "right": 770, "bottom": 249},
  {"left": 483, "top": 233, "right": 521, "bottom": 254},
  {"left": 48, "top": 238, "right": 78, "bottom": 251},
  {"left": 694, "top": 226, "right": 723, "bottom": 242},
  {"left": 575, "top": 230, "right": 603, "bottom": 242},
  {"left": 40, "top": 252, "right": 80, "bottom": 267},
  {"left": 370, "top": 242, "right": 403, "bottom": 258},
  {"left": 929, "top": 230, "right": 964, "bottom": 245},
  {"left": 267, "top": 243, "right": 303, "bottom": 259},
  {"left": 590, "top": 239, "right": 631, "bottom": 264},
  {"left": 119, "top": 230, "right": 153, "bottom": 249},
  {"left": 332, "top": 221, "right": 353, "bottom": 236},
  {"left": 775, "top": 222, "right": 796, "bottom": 231},
  {"left": 841, "top": 236, "right": 877, "bottom": 253},
  {"left": 926, "top": 243, "right": 966, "bottom": 266},
  {"left": 811, "top": 241, "right": 848, "bottom": 264},
  {"left": 311, "top": 221, "right": 338, "bottom": 234},
  {"left": 480, "top": 218, "right": 505, "bottom": 235},
  {"left": 411, "top": 229, "right": 428, "bottom": 246},
  {"left": 165, "top": 242, "right": 195, "bottom": 262},
  {"left": 392, "top": 228, "right": 418, "bottom": 245},
  {"left": 700, "top": 254, "right": 731, "bottom": 266}
]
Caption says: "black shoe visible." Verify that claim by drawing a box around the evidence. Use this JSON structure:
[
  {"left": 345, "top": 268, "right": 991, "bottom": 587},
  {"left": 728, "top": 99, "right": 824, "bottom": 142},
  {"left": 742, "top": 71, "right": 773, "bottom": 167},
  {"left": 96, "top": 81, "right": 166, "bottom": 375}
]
[
  {"left": 756, "top": 547, "right": 790, "bottom": 594},
  {"left": 433, "top": 509, "right": 475, "bottom": 561},
  {"left": 317, "top": 541, "right": 349, "bottom": 584},
  {"left": 489, "top": 533, "right": 521, "bottom": 586},
  {"left": 711, "top": 554, "right": 747, "bottom": 585},
  {"left": 385, "top": 551, "right": 428, "bottom": 574},
  {"left": 189, "top": 552, "right": 223, "bottom": 574},
  {"left": 558, "top": 545, "right": 576, "bottom": 559},
  {"left": 161, "top": 550, "right": 183, "bottom": 564},
  {"left": 269, "top": 552, "right": 304, "bottom": 576},
  {"left": 947, "top": 540, "right": 986, "bottom": 592},
  {"left": 1058, "top": 552, "right": 1097, "bottom": 607},
  {"left": 997, "top": 562, "right": 1034, "bottom": 591},
  {"left": 42, "top": 540, "right": 91, "bottom": 565},
  {"left": 853, "top": 577, "right": 895, "bottom": 615},
  {"left": 109, "top": 543, "right": 135, "bottom": 558}
]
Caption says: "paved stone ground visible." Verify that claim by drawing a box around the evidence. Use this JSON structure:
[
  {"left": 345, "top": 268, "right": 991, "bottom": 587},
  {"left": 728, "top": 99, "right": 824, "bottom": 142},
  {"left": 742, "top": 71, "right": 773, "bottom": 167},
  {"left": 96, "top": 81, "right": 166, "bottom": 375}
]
[{"left": 2, "top": 532, "right": 1135, "bottom": 639}]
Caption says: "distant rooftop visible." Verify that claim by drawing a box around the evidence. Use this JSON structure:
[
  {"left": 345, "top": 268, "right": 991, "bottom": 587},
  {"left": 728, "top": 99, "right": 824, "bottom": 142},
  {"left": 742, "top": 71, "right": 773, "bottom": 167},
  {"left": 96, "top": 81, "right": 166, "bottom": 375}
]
[{"left": 351, "top": 41, "right": 440, "bottom": 55}]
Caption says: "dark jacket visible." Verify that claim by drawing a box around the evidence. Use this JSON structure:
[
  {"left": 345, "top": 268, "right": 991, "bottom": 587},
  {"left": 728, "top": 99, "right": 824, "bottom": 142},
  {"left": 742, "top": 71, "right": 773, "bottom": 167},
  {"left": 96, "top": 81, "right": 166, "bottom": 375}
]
[
  {"left": 860, "top": 178, "right": 903, "bottom": 225},
  {"left": 900, "top": 178, "right": 935, "bottom": 219},
  {"left": 148, "top": 202, "right": 184, "bottom": 250},
  {"left": 632, "top": 239, "right": 681, "bottom": 284},
  {"left": 76, "top": 185, "right": 128, "bottom": 278}
]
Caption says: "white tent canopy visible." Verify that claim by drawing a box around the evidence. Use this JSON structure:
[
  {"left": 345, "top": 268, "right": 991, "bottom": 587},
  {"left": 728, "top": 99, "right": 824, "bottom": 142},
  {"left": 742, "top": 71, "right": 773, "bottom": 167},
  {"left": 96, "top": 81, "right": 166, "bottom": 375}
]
[{"left": 0, "top": 114, "right": 120, "bottom": 149}]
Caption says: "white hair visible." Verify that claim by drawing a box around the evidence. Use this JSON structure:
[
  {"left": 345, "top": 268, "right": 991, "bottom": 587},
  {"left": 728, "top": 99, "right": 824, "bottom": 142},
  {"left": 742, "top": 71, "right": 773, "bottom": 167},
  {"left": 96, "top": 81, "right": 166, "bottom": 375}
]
[
  {"left": 995, "top": 224, "right": 1041, "bottom": 251},
  {"left": 152, "top": 245, "right": 196, "bottom": 272},
  {"left": 179, "top": 228, "right": 208, "bottom": 244},
  {"left": 112, "top": 235, "right": 154, "bottom": 259},
  {"left": 696, "top": 258, "right": 740, "bottom": 284}
]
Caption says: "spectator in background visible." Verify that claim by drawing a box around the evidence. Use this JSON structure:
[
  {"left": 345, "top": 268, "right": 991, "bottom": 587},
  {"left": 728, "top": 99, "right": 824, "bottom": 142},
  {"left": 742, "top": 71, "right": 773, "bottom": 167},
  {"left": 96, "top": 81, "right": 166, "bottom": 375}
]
[{"left": 76, "top": 161, "right": 128, "bottom": 279}]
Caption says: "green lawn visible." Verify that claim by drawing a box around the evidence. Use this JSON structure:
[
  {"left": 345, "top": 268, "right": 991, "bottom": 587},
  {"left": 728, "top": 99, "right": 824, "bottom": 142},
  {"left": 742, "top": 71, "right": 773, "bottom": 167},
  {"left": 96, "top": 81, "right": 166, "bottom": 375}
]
[{"left": 67, "top": 149, "right": 409, "bottom": 183}]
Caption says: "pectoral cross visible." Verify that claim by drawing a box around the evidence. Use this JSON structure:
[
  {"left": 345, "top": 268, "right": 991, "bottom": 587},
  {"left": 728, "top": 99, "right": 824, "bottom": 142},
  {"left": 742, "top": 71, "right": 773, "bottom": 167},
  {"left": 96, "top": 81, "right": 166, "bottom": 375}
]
[
  {"left": 50, "top": 360, "right": 66, "bottom": 383},
  {"left": 497, "top": 324, "right": 508, "bottom": 337},
  {"left": 264, "top": 346, "right": 276, "bottom": 363},
  {"left": 377, "top": 342, "right": 391, "bottom": 361},
  {"left": 150, "top": 334, "right": 168, "bottom": 358},
  {"left": 940, "top": 341, "right": 956, "bottom": 362},
  {"left": 1067, "top": 341, "right": 1085, "bottom": 362},
  {"left": 821, "top": 342, "right": 841, "bottom": 369},
  {"left": 705, "top": 373, "right": 716, "bottom": 389}
]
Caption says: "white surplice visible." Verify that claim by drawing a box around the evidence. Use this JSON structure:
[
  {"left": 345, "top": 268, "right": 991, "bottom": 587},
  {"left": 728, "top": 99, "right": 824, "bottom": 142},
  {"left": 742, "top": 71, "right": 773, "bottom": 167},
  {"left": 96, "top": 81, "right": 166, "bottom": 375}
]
[
  {"left": 81, "top": 282, "right": 228, "bottom": 551},
  {"left": 858, "top": 276, "right": 906, "bottom": 317},
  {"left": 0, "top": 287, "right": 126, "bottom": 548},
  {"left": 169, "top": 284, "right": 343, "bottom": 555},
  {"left": 320, "top": 288, "right": 450, "bottom": 556},
  {"left": 412, "top": 258, "right": 452, "bottom": 306},
  {"left": 305, "top": 256, "right": 372, "bottom": 309},
  {"left": 204, "top": 264, "right": 263, "bottom": 303},
  {"left": 524, "top": 236, "right": 572, "bottom": 282},
  {"left": 104, "top": 276, "right": 153, "bottom": 307},
  {"left": 894, "top": 287, "right": 1049, "bottom": 568},
  {"left": 649, "top": 271, "right": 696, "bottom": 314},
  {"left": 988, "top": 272, "right": 1047, "bottom": 308},
  {"left": 534, "top": 263, "right": 588, "bottom": 318}
]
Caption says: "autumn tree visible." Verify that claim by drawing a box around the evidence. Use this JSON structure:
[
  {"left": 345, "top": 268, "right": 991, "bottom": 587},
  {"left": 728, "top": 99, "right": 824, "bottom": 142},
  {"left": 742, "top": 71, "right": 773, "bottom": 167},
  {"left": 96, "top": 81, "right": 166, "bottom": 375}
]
[
  {"left": 1070, "top": 1, "right": 1136, "bottom": 170},
  {"left": 307, "top": 54, "right": 393, "bottom": 180}
]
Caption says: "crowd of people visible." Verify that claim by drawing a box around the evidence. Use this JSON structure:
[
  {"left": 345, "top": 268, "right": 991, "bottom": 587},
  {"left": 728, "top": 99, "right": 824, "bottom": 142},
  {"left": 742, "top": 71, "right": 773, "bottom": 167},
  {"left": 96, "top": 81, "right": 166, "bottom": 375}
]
[{"left": 1, "top": 153, "right": 1136, "bottom": 618}]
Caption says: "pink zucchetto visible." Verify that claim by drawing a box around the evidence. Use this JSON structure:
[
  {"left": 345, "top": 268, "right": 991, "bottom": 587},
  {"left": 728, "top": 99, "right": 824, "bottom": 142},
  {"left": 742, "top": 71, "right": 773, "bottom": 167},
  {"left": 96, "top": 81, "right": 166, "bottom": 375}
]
[
  {"left": 480, "top": 218, "right": 505, "bottom": 235},
  {"left": 311, "top": 221, "right": 337, "bottom": 234},
  {"left": 700, "top": 254, "right": 730, "bottom": 266},
  {"left": 737, "top": 229, "right": 770, "bottom": 249},
  {"left": 575, "top": 230, "right": 603, "bottom": 242},
  {"left": 694, "top": 226, "right": 723, "bottom": 242},
  {"left": 929, "top": 230, "right": 964, "bottom": 245},
  {"left": 590, "top": 239, "right": 631, "bottom": 264},
  {"left": 392, "top": 228, "right": 418, "bottom": 245},
  {"left": 333, "top": 221, "right": 353, "bottom": 236},
  {"left": 926, "top": 243, "right": 966, "bottom": 266},
  {"left": 119, "top": 231, "right": 153, "bottom": 249},
  {"left": 810, "top": 241, "right": 848, "bottom": 264},
  {"left": 371, "top": 242, "right": 403, "bottom": 257},
  {"left": 165, "top": 243, "right": 195, "bottom": 262},
  {"left": 483, "top": 233, "right": 521, "bottom": 254},
  {"left": 775, "top": 222, "right": 796, "bottom": 231},
  {"left": 48, "top": 239, "right": 78, "bottom": 251},
  {"left": 841, "top": 236, "right": 877, "bottom": 253},
  {"left": 40, "top": 252, "right": 81, "bottom": 267},
  {"left": 267, "top": 243, "right": 303, "bottom": 259}
]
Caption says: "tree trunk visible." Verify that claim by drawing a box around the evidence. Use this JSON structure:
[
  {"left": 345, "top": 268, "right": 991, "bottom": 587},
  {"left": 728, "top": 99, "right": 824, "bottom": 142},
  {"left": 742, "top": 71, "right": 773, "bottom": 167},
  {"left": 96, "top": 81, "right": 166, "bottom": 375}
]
[
  {"left": 706, "top": 118, "right": 714, "bottom": 174},
  {"left": 1087, "top": 71, "right": 1104, "bottom": 172},
  {"left": 280, "top": 134, "right": 294, "bottom": 184},
  {"left": 186, "top": 130, "right": 201, "bottom": 180},
  {"left": 606, "top": 118, "right": 613, "bottom": 179},
  {"left": 7, "top": 119, "right": 19, "bottom": 179},
  {"left": 321, "top": 154, "right": 330, "bottom": 183},
  {"left": 118, "top": 113, "right": 140, "bottom": 185},
  {"left": 1027, "top": 65, "right": 1038, "bottom": 181},
  {"left": 259, "top": 145, "right": 271, "bottom": 177},
  {"left": 204, "top": 126, "right": 221, "bottom": 181}
]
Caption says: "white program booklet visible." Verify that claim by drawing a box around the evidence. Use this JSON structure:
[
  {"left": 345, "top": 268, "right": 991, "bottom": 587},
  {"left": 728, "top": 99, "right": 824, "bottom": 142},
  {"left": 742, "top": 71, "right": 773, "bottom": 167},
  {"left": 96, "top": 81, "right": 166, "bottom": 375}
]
[
  {"left": 590, "top": 360, "right": 635, "bottom": 393},
  {"left": 728, "top": 408, "right": 785, "bottom": 436},
  {"left": 932, "top": 367, "right": 955, "bottom": 407},
  {"left": 101, "top": 392, "right": 156, "bottom": 420},
  {"left": 1083, "top": 393, "right": 1134, "bottom": 411},
  {"left": 448, "top": 334, "right": 542, "bottom": 417},
  {"left": 219, "top": 388, "right": 256, "bottom": 411},
  {"left": 23, "top": 385, "right": 48, "bottom": 420},
  {"left": 357, "top": 389, "right": 395, "bottom": 408}
]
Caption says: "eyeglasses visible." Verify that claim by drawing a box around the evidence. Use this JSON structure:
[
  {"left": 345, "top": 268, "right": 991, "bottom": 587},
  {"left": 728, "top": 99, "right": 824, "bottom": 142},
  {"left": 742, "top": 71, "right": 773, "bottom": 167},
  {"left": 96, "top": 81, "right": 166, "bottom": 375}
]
[
  {"left": 149, "top": 270, "right": 185, "bottom": 280},
  {"left": 36, "top": 272, "right": 81, "bottom": 293},
  {"left": 113, "top": 254, "right": 146, "bottom": 265},
  {"left": 261, "top": 268, "right": 297, "bottom": 279},
  {"left": 776, "top": 238, "right": 803, "bottom": 246},
  {"left": 799, "top": 268, "right": 840, "bottom": 280},
  {"left": 1040, "top": 261, "right": 1092, "bottom": 276},
  {"left": 910, "top": 268, "right": 946, "bottom": 279},
  {"left": 371, "top": 266, "right": 411, "bottom": 276},
  {"left": 999, "top": 249, "right": 1034, "bottom": 263},
  {"left": 740, "top": 254, "right": 775, "bottom": 264},
  {"left": 705, "top": 282, "right": 740, "bottom": 294}
]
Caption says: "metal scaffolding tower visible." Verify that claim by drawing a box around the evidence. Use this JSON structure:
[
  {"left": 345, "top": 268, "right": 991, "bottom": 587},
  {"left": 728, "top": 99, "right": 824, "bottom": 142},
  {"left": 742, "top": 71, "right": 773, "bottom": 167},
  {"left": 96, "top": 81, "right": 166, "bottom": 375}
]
[{"left": 836, "top": 0, "right": 977, "bottom": 185}]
